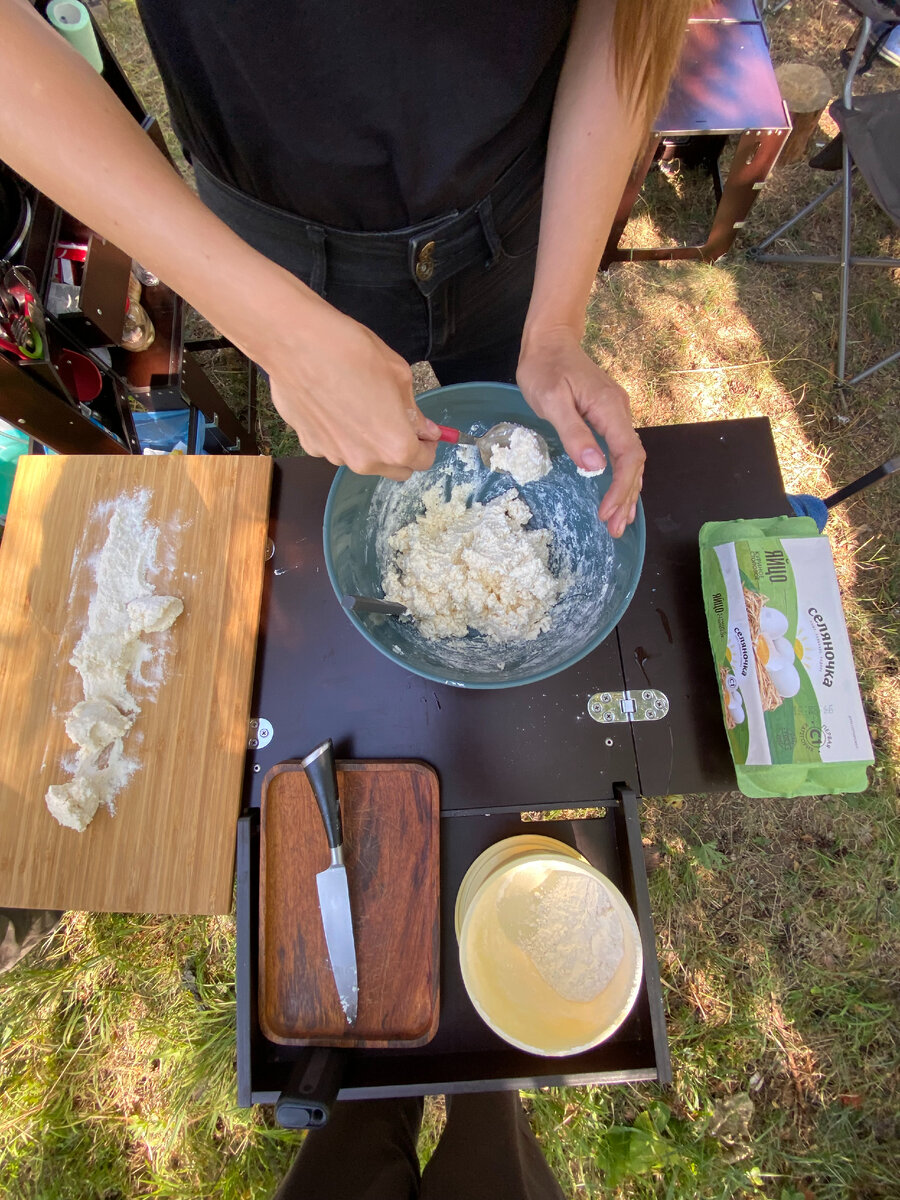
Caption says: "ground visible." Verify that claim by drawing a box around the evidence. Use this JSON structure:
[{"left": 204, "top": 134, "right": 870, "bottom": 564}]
[{"left": 0, "top": 2, "right": 897, "bottom": 1197}]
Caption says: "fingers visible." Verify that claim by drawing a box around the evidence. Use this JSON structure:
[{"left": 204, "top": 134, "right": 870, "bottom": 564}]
[
  {"left": 542, "top": 382, "right": 610, "bottom": 475},
  {"left": 298, "top": 435, "right": 432, "bottom": 479},
  {"left": 525, "top": 367, "right": 644, "bottom": 539},
  {"left": 401, "top": 433, "right": 437, "bottom": 474},
  {"left": 365, "top": 420, "right": 436, "bottom": 475},
  {"left": 409, "top": 405, "right": 442, "bottom": 444},
  {"left": 270, "top": 379, "right": 436, "bottom": 477},
  {"left": 534, "top": 380, "right": 643, "bottom": 538},
  {"left": 598, "top": 439, "right": 644, "bottom": 538},
  {"left": 569, "top": 372, "right": 643, "bottom": 538},
  {"left": 378, "top": 465, "right": 414, "bottom": 482}
]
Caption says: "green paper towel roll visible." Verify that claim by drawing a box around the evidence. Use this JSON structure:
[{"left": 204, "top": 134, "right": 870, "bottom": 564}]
[{"left": 46, "top": 0, "right": 103, "bottom": 73}]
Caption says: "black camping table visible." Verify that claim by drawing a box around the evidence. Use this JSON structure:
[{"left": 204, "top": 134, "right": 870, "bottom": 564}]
[{"left": 236, "top": 417, "right": 790, "bottom": 1104}]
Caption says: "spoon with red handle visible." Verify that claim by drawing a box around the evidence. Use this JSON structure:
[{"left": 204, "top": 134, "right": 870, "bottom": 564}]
[{"left": 437, "top": 422, "right": 550, "bottom": 472}]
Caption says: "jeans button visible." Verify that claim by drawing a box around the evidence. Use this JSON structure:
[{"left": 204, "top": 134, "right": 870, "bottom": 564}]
[{"left": 415, "top": 240, "right": 436, "bottom": 282}]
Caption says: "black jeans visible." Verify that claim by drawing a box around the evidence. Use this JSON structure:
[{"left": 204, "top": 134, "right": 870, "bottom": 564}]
[
  {"left": 272, "top": 1093, "right": 567, "bottom": 1200},
  {"left": 194, "top": 143, "right": 546, "bottom": 385},
  {"left": 0, "top": 908, "right": 63, "bottom": 974}
]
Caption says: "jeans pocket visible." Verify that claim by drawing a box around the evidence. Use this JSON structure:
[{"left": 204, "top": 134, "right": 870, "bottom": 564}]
[{"left": 498, "top": 190, "right": 543, "bottom": 260}]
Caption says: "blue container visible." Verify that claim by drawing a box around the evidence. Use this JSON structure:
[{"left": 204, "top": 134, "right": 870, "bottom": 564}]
[
  {"left": 132, "top": 408, "right": 205, "bottom": 453},
  {"left": 323, "top": 383, "right": 645, "bottom": 689},
  {"left": 1, "top": 420, "right": 31, "bottom": 522}
]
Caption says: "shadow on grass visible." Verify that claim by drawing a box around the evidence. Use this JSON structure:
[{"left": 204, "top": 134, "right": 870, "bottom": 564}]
[{"left": 582, "top": 97, "right": 899, "bottom": 1198}]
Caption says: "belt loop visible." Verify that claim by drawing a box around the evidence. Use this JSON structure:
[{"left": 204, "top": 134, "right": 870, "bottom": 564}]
[
  {"left": 305, "top": 225, "right": 327, "bottom": 296},
  {"left": 476, "top": 195, "right": 503, "bottom": 269}
]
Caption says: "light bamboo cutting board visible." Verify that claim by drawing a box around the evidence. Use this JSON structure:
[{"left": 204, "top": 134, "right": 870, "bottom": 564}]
[{"left": 0, "top": 453, "right": 272, "bottom": 914}]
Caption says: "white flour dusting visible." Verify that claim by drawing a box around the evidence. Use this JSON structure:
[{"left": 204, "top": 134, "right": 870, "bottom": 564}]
[
  {"left": 382, "top": 484, "right": 566, "bottom": 641},
  {"left": 45, "top": 491, "right": 183, "bottom": 833},
  {"left": 456, "top": 443, "right": 479, "bottom": 472},
  {"left": 496, "top": 867, "right": 625, "bottom": 1002}
]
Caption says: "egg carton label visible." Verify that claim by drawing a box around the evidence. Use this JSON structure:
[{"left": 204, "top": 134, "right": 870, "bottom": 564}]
[{"left": 707, "top": 536, "right": 872, "bottom": 767}]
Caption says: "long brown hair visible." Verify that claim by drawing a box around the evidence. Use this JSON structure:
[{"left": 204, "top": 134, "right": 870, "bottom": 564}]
[{"left": 613, "top": 0, "right": 713, "bottom": 128}]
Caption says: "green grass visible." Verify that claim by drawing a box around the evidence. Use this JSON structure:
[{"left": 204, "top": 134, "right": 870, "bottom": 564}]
[{"left": 1, "top": 0, "right": 898, "bottom": 1196}]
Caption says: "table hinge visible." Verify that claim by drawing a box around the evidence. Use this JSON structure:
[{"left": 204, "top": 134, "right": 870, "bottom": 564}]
[
  {"left": 587, "top": 689, "right": 669, "bottom": 724},
  {"left": 248, "top": 717, "right": 273, "bottom": 750}
]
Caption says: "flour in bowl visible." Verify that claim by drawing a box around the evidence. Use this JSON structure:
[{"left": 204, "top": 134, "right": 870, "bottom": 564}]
[
  {"left": 496, "top": 867, "right": 625, "bottom": 1003},
  {"left": 382, "top": 484, "right": 566, "bottom": 641}
]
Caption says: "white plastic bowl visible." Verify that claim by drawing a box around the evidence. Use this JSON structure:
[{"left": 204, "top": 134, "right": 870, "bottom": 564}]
[{"left": 455, "top": 836, "right": 643, "bottom": 1057}]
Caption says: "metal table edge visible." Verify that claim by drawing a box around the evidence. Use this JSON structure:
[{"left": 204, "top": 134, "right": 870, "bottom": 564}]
[{"left": 249, "top": 1067, "right": 663, "bottom": 1107}]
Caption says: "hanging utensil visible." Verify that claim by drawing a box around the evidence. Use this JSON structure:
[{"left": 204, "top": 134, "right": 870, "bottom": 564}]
[{"left": 0, "top": 262, "right": 46, "bottom": 359}]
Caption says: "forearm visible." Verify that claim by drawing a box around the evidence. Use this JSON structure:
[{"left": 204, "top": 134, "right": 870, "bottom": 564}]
[
  {"left": 0, "top": 0, "right": 321, "bottom": 369},
  {"left": 524, "top": 0, "right": 647, "bottom": 343}
]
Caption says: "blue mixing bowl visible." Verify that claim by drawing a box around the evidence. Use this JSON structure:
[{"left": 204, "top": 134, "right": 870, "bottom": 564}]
[{"left": 323, "top": 382, "right": 645, "bottom": 689}]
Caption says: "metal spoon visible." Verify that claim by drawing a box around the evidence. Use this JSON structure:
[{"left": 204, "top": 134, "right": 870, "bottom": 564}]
[
  {"left": 437, "top": 422, "right": 551, "bottom": 474},
  {"left": 342, "top": 594, "right": 408, "bottom": 616}
]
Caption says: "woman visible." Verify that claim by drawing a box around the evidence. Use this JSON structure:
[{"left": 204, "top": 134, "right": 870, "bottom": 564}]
[{"left": 2, "top": 0, "right": 697, "bottom": 536}]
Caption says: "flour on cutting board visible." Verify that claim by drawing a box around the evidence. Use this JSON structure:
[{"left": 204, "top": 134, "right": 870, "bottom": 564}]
[{"left": 45, "top": 490, "right": 184, "bottom": 833}]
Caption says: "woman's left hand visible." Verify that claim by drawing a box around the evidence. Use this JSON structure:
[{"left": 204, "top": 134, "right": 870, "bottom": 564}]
[{"left": 517, "top": 326, "right": 645, "bottom": 537}]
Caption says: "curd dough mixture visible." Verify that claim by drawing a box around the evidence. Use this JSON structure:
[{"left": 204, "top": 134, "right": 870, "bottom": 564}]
[
  {"left": 489, "top": 426, "right": 550, "bottom": 485},
  {"left": 45, "top": 491, "right": 183, "bottom": 833},
  {"left": 382, "top": 484, "right": 566, "bottom": 641}
]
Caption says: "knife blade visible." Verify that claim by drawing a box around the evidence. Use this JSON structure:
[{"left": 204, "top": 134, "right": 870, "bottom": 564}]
[{"left": 301, "top": 739, "right": 358, "bottom": 1025}]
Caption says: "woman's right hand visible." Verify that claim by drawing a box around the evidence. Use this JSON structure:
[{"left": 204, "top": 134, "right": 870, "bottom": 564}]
[
  {"left": 3, "top": 0, "right": 439, "bottom": 481},
  {"left": 261, "top": 292, "right": 441, "bottom": 480}
]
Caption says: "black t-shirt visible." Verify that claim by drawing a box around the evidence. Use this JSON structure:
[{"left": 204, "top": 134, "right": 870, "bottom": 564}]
[{"left": 136, "top": 0, "right": 576, "bottom": 231}]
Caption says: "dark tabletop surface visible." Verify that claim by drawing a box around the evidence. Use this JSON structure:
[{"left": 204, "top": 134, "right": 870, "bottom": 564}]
[
  {"left": 237, "top": 416, "right": 791, "bottom": 1102},
  {"left": 244, "top": 417, "right": 790, "bottom": 807}
]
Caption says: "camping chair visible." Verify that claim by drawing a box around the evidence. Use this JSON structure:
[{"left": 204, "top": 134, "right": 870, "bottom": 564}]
[{"left": 748, "top": 1, "right": 900, "bottom": 387}]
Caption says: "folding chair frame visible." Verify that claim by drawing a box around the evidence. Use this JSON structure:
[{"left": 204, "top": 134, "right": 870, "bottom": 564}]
[{"left": 748, "top": 16, "right": 900, "bottom": 386}]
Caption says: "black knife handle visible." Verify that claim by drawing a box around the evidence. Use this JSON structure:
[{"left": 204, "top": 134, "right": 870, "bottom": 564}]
[
  {"left": 275, "top": 1048, "right": 346, "bottom": 1129},
  {"left": 302, "top": 739, "right": 342, "bottom": 850}
]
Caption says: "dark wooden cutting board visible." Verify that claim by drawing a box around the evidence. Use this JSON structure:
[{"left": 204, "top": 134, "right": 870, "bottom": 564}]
[{"left": 259, "top": 759, "right": 440, "bottom": 1047}]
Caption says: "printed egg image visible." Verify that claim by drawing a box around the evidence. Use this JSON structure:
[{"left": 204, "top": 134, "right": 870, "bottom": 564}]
[
  {"left": 755, "top": 632, "right": 793, "bottom": 673},
  {"left": 726, "top": 693, "right": 746, "bottom": 724},
  {"left": 793, "top": 623, "right": 817, "bottom": 670},
  {"left": 725, "top": 633, "right": 740, "bottom": 669},
  {"left": 767, "top": 661, "right": 801, "bottom": 698},
  {"left": 758, "top": 605, "right": 790, "bottom": 638},
  {"left": 725, "top": 673, "right": 739, "bottom": 693},
  {"left": 772, "top": 636, "right": 795, "bottom": 665}
]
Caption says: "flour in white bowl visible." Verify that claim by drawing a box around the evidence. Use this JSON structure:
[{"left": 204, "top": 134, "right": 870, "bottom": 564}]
[{"left": 496, "top": 866, "right": 625, "bottom": 1003}]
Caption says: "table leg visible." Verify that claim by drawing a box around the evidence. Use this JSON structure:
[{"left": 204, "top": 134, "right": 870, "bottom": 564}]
[
  {"left": 697, "top": 126, "right": 788, "bottom": 262},
  {"left": 600, "top": 135, "right": 660, "bottom": 271},
  {"left": 601, "top": 126, "right": 788, "bottom": 266}
]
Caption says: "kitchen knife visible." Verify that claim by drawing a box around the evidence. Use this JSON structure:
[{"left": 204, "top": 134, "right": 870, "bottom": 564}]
[{"left": 301, "top": 739, "right": 358, "bottom": 1025}]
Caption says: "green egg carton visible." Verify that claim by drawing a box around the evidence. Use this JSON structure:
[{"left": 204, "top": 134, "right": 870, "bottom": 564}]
[{"left": 699, "top": 515, "right": 874, "bottom": 798}]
